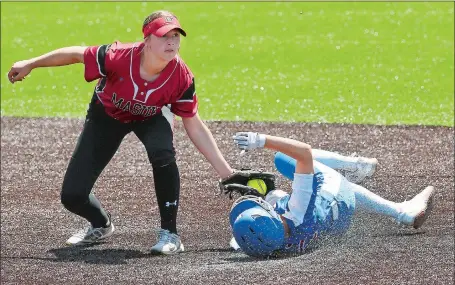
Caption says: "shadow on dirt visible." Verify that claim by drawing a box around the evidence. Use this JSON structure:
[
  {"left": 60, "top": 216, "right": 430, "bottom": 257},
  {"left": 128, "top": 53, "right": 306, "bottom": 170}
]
[{"left": 46, "top": 247, "right": 151, "bottom": 265}]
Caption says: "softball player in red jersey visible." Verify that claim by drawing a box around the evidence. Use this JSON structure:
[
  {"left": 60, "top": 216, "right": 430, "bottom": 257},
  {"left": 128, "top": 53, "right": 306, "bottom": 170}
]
[{"left": 8, "top": 10, "right": 233, "bottom": 254}]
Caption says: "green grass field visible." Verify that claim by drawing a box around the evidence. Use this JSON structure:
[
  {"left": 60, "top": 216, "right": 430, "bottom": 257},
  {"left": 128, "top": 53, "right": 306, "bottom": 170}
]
[{"left": 1, "top": 2, "right": 453, "bottom": 126}]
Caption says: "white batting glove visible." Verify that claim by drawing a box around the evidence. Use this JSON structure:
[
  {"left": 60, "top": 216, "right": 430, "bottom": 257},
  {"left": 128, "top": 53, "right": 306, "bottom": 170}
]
[{"left": 232, "top": 132, "right": 266, "bottom": 150}]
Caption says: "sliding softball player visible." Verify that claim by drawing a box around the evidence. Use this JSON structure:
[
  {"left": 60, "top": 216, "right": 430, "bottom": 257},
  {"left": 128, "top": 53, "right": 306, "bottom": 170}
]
[{"left": 220, "top": 132, "right": 435, "bottom": 257}]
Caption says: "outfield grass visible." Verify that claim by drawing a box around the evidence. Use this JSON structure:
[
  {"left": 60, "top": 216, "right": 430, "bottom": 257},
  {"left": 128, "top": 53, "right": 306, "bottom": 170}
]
[{"left": 1, "top": 2, "right": 453, "bottom": 126}]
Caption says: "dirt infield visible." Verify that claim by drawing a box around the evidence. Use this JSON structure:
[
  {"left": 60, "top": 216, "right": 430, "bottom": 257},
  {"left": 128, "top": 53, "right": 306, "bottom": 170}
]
[{"left": 1, "top": 117, "right": 453, "bottom": 285}]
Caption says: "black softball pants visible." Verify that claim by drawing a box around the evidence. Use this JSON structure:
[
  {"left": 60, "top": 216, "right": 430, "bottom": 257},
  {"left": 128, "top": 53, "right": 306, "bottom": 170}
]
[{"left": 61, "top": 98, "right": 180, "bottom": 233}]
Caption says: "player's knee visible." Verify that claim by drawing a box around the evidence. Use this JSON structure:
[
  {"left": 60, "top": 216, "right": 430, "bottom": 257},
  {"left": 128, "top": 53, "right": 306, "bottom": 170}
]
[
  {"left": 274, "top": 152, "right": 296, "bottom": 180},
  {"left": 60, "top": 190, "right": 87, "bottom": 210},
  {"left": 148, "top": 150, "right": 176, "bottom": 168}
]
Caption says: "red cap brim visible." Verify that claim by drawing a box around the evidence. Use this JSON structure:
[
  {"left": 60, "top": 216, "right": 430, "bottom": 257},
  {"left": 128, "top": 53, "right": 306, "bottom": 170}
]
[{"left": 154, "top": 25, "right": 186, "bottom": 37}]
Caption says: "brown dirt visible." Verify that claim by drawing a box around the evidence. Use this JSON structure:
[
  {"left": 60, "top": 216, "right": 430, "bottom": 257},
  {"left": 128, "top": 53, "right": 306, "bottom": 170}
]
[{"left": 1, "top": 117, "right": 453, "bottom": 285}]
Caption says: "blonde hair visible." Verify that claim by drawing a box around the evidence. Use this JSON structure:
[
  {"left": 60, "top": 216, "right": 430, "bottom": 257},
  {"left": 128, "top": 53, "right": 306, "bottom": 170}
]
[{"left": 142, "top": 10, "right": 178, "bottom": 30}]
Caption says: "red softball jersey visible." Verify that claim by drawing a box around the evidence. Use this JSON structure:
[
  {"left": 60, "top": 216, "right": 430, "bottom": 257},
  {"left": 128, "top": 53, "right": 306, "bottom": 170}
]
[{"left": 83, "top": 41, "right": 198, "bottom": 122}]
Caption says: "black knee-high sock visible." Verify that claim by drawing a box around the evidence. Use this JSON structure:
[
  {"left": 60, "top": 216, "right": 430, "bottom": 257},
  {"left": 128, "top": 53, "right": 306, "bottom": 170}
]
[
  {"left": 86, "top": 194, "right": 110, "bottom": 228},
  {"left": 61, "top": 193, "right": 110, "bottom": 228},
  {"left": 152, "top": 161, "right": 180, "bottom": 234}
]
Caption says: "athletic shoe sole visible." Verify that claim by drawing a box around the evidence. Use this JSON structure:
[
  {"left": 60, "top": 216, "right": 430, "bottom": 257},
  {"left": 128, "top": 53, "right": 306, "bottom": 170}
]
[
  {"left": 65, "top": 224, "right": 115, "bottom": 246},
  {"left": 150, "top": 244, "right": 185, "bottom": 255}
]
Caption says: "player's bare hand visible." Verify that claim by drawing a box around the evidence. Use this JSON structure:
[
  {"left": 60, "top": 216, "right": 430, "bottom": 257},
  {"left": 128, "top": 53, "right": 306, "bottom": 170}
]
[{"left": 8, "top": 60, "right": 34, "bottom": 84}]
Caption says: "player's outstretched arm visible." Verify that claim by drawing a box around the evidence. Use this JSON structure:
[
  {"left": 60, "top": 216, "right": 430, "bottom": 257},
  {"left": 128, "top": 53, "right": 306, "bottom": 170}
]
[
  {"left": 8, "top": 46, "right": 86, "bottom": 84},
  {"left": 182, "top": 113, "right": 233, "bottom": 178},
  {"left": 263, "top": 135, "right": 313, "bottom": 174},
  {"left": 233, "top": 132, "right": 313, "bottom": 174}
]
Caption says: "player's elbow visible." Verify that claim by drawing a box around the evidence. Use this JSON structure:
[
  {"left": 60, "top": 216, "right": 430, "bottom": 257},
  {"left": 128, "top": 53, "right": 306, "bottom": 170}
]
[
  {"left": 302, "top": 143, "right": 313, "bottom": 160},
  {"left": 293, "top": 143, "right": 313, "bottom": 173},
  {"left": 295, "top": 142, "right": 313, "bottom": 162}
]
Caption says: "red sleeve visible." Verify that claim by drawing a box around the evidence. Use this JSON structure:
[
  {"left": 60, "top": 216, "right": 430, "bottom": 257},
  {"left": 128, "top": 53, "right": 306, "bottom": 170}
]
[
  {"left": 83, "top": 44, "right": 112, "bottom": 82},
  {"left": 170, "top": 66, "right": 198, "bottom": 117}
]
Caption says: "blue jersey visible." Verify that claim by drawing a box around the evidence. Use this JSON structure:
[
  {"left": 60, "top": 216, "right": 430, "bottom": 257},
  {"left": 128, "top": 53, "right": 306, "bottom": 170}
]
[{"left": 272, "top": 162, "right": 356, "bottom": 255}]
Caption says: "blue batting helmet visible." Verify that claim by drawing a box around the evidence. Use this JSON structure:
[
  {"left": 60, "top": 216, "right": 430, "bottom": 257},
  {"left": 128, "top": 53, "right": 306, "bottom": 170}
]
[{"left": 229, "top": 195, "right": 285, "bottom": 258}]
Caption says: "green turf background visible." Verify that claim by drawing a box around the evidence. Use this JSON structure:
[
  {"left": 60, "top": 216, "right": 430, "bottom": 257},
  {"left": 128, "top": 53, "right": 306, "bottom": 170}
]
[{"left": 1, "top": 2, "right": 453, "bottom": 126}]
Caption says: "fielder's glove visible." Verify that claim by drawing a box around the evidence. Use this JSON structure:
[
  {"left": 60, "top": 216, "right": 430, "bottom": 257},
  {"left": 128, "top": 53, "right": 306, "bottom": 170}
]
[
  {"left": 233, "top": 132, "right": 266, "bottom": 150},
  {"left": 219, "top": 169, "right": 276, "bottom": 199}
]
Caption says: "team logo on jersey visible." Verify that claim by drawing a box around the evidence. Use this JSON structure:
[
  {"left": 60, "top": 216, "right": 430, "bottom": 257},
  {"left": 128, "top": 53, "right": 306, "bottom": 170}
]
[{"left": 111, "top": 93, "right": 159, "bottom": 117}]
